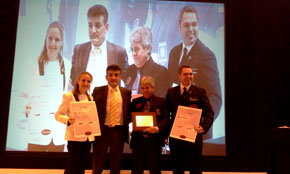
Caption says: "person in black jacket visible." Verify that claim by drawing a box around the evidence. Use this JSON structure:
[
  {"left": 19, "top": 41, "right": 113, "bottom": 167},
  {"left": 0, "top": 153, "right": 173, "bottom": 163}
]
[
  {"left": 125, "top": 26, "right": 169, "bottom": 98},
  {"left": 130, "top": 76, "right": 169, "bottom": 174},
  {"left": 165, "top": 65, "right": 214, "bottom": 174},
  {"left": 167, "top": 5, "right": 221, "bottom": 139}
]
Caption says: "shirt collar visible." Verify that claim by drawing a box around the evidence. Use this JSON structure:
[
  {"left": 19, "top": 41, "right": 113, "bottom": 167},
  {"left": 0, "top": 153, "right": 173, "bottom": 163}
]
[
  {"left": 182, "top": 42, "right": 194, "bottom": 53},
  {"left": 108, "top": 85, "right": 120, "bottom": 92},
  {"left": 91, "top": 40, "right": 106, "bottom": 53},
  {"left": 180, "top": 84, "right": 191, "bottom": 92}
]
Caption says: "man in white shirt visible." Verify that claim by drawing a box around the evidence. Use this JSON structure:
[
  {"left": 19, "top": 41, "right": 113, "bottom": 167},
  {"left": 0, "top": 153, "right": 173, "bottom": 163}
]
[
  {"left": 92, "top": 65, "right": 131, "bottom": 174},
  {"left": 69, "top": 4, "right": 128, "bottom": 90}
]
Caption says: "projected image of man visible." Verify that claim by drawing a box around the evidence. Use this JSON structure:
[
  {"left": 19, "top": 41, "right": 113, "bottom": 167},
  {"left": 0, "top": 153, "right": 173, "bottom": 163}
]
[
  {"left": 69, "top": 4, "right": 128, "bottom": 90},
  {"left": 125, "top": 26, "right": 169, "bottom": 98}
]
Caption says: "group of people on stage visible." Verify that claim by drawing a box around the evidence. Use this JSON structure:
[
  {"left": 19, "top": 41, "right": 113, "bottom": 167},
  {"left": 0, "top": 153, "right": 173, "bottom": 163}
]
[
  {"left": 20, "top": 3, "right": 220, "bottom": 174},
  {"left": 56, "top": 64, "right": 213, "bottom": 174}
]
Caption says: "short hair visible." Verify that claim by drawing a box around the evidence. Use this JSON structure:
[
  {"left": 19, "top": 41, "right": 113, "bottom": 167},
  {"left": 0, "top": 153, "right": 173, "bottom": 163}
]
[
  {"left": 179, "top": 65, "right": 192, "bottom": 74},
  {"left": 72, "top": 72, "right": 93, "bottom": 95},
  {"left": 106, "top": 64, "right": 121, "bottom": 74},
  {"left": 130, "top": 26, "right": 152, "bottom": 51},
  {"left": 87, "top": 4, "right": 108, "bottom": 24},
  {"left": 140, "top": 76, "right": 155, "bottom": 88},
  {"left": 179, "top": 6, "right": 199, "bottom": 25}
]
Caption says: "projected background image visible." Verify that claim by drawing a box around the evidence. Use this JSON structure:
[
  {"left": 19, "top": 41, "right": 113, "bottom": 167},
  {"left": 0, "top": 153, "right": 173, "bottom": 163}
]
[{"left": 6, "top": 0, "right": 225, "bottom": 156}]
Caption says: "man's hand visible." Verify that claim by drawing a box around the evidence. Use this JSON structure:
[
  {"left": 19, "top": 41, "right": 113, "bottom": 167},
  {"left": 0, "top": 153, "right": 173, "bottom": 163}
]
[
  {"left": 195, "top": 125, "right": 205, "bottom": 134},
  {"left": 143, "top": 126, "right": 159, "bottom": 134}
]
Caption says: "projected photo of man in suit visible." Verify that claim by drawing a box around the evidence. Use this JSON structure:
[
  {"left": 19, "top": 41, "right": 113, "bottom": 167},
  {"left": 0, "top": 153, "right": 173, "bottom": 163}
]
[
  {"left": 69, "top": 4, "right": 128, "bottom": 90},
  {"left": 125, "top": 26, "right": 169, "bottom": 98}
]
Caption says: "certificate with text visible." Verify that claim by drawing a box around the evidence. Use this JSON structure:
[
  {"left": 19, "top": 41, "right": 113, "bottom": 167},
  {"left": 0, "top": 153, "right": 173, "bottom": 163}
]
[
  {"left": 170, "top": 106, "right": 202, "bottom": 143},
  {"left": 70, "top": 101, "right": 101, "bottom": 138}
]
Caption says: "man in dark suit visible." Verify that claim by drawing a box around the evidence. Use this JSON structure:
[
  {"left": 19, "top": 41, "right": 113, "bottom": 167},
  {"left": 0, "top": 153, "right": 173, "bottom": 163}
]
[
  {"left": 130, "top": 76, "right": 169, "bottom": 174},
  {"left": 92, "top": 65, "right": 131, "bottom": 174},
  {"left": 69, "top": 4, "right": 128, "bottom": 90},
  {"left": 124, "top": 26, "right": 169, "bottom": 98},
  {"left": 166, "top": 65, "right": 214, "bottom": 174},
  {"left": 167, "top": 5, "right": 221, "bottom": 139}
]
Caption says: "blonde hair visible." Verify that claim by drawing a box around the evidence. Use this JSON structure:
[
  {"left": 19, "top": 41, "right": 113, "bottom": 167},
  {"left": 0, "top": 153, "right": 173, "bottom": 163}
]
[{"left": 140, "top": 76, "right": 155, "bottom": 88}]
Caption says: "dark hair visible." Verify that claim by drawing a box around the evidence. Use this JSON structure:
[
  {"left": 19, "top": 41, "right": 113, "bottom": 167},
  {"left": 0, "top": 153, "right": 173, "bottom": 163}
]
[
  {"left": 179, "top": 6, "right": 199, "bottom": 25},
  {"left": 72, "top": 72, "right": 93, "bottom": 95},
  {"left": 179, "top": 65, "right": 192, "bottom": 74},
  {"left": 38, "top": 21, "right": 64, "bottom": 64},
  {"left": 87, "top": 4, "right": 108, "bottom": 24},
  {"left": 106, "top": 64, "right": 121, "bottom": 74}
]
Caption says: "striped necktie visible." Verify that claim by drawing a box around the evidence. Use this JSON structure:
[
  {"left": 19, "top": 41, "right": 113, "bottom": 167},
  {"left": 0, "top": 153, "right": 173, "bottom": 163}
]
[{"left": 110, "top": 88, "right": 119, "bottom": 127}]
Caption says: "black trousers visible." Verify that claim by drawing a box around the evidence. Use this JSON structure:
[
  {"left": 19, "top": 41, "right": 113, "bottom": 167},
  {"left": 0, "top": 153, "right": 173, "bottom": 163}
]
[
  {"left": 92, "top": 126, "right": 126, "bottom": 174},
  {"left": 65, "top": 140, "right": 91, "bottom": 174},
  {"left": 169, "top": 138, "right": 202, "bottom": 174},
  {"left": 131, "top": 134, "right": 161, "bottom": 174}
]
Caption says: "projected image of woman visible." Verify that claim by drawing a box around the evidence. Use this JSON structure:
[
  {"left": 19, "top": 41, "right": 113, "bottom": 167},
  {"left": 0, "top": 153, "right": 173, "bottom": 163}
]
[{"left": 24, "top": 21, "right": 71, "bottom": 152}]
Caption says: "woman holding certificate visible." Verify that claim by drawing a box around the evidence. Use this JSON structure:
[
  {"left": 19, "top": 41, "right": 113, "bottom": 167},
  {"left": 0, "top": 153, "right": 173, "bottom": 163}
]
[
  {"left": 130, "top": 76, "right": 169, "bottom": 174},
  {"left": 55, "top": 72, "right": 94, "bottom": 174}
]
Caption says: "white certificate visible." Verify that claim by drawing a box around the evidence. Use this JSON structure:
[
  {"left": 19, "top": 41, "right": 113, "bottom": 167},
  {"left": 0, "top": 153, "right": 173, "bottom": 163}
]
[
  {"left": 70, "top": 101, "right": 101, "bottom": 138},
  {"left": 170, "top": 105, "right": 202, "bottom": 143}
]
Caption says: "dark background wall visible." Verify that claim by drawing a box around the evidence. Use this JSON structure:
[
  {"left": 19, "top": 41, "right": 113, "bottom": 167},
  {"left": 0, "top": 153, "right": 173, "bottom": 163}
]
[{"left": 0, "top": 0, "right": 289, "bottom": 172}]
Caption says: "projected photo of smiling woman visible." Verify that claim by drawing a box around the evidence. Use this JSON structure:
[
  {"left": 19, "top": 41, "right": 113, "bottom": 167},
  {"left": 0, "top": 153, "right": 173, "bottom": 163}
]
[{"left": 6, "top": 21, "right": 71, "bottom": 152}]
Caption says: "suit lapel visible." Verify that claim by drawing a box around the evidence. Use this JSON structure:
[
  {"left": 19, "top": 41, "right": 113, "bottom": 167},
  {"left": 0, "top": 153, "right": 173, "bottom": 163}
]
[
  {"left": 187, "top": 39, "right": 201, "bottom": 66},
  {"left": 175, "top": 85, "right": 182, "bottom": 97},
  {"left": 100, "top": 86, "right": 108, "bottom": 117},
  {"left": 175, "top": 43, "right": 183, "bottom": 66},
  {"left": 107, "top": 41, "right": 116, "bottom": 65},
  {"left": 120, "top": 87, "right": 129, "bottom": 124},
  {"left": 82, "top": 42, "right": 91, "bottom": 72}
]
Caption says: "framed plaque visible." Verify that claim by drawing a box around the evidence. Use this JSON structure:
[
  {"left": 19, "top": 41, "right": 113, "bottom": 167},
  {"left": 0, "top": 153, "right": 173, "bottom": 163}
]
[{"left": 132, "top": 112, "right": 157, "bottom": 131}]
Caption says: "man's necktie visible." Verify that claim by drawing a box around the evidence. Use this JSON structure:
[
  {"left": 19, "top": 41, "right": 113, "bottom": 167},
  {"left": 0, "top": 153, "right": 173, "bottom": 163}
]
[
  {"left": 110, "top": 88, "right": 119, "bottom": 127},
  {"left": 182, "top": 87, "right": 188, "bottom": 97},
  {"left": 93, "top": 47, "right": 101, "bottom": 55},
  {"left": 132, "top": 70, "right": 141, "bottom": 94},
  {"left": 180, "top": 47, "right": 188, "bottom": 66},
  {"left": 143, "top": 99, "right": 151, "bottom": 112}
]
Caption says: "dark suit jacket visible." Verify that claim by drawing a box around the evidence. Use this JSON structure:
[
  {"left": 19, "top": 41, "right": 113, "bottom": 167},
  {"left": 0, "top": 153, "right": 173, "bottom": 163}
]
[
  {"left": 92, "top": 85, "right": 131, "bottom": 142},
  {"left": 70, "top": 41, "right": 128, "bottom": 86},
  {"left": 130, "top": 95, "right": 169, "bottom": 148},
  {"left": 165, "top": 85, "right": 214, "bottom": 146},
  {"left": 168, "top": 39, "right": 222, "bottom": 119},
  {"left": 124, "top": 57, "right": 169, "bottom": 98}
]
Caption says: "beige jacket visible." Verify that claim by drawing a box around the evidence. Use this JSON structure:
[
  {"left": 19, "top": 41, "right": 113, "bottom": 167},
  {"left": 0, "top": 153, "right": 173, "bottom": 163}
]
[{"left": 55, "top": 92, "right": 95, "bottom": 142}]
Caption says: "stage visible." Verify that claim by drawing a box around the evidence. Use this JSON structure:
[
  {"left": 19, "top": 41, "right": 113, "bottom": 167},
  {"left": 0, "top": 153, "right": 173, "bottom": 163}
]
[{"left": 0, "top": 169, "right": 266, "bottom": 174}]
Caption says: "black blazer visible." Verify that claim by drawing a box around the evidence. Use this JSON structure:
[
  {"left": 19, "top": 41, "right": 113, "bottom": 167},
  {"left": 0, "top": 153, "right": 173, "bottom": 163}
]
[
  {"left": 168, "top": 39, "right": 222, "bottom": 119},
  {"left": 124, "top": 57, "right": 169, "bottom": 98},
  {"left": 165, "top": 85, "right": 214, "bottom": 145},
  {"left": 92, "top": 85, "right": 131, "bottom": 142},
  {"left": 69, "top": 41, "right": 128, "bottom": 86},
  {"left": 130, "top": 95, "right": 169, "bottom": 148}
]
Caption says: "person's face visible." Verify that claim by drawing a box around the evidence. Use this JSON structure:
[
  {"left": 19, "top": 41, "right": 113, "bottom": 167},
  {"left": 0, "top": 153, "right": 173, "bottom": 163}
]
[
  {"left": 178, "top": 67, "right": 194, "bottom": 86},
  {"left": 88, "top": 15, "right": 108, "bottom": 47},
  {"left": 179, "top": 12, "right": 199, "bottom": 46},
  {"left": 141, "top": 84, "right": 154, "bottom": 99},
  {"left": 131, "top": 41, "right": 150, "bottom": 68},
  {"left": 106, "top": 70, "right": 121, "bottom": 88},
  {"left": 46, "top": 27, "right": 63, "bottom": 60},
  {"left": 77, "top": 74, "right": 92, "bottom": 93}
]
